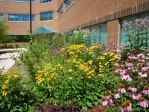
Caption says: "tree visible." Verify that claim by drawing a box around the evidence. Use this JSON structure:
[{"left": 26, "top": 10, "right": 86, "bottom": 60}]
[{"left": 0, "top": 18, "right": 9, "bottom": 43}]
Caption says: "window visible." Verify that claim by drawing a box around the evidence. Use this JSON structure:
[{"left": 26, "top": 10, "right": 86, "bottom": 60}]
[
  {"left": 0, "top": 14, "right": 3, "bottom": 19},
  {"left": 64, "top": 0, "right": 74, "bottom": 10},
  {"left": 58, "top": 6, "right": 63, "bottom": 18},
  {"left": 9, "top": 0, "right": 35, "bottom": 2},
  {"left": 40, "top": 11, "right": 53, "bottom": 21},
  {"left": 40, "top": 0, "right": 52, "bottom": 4},
  {"left": 8, "top": 14, "right": 35, "bottom": 22}
]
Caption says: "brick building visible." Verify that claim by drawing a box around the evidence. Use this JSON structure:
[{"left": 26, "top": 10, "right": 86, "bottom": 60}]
[{"left": 0, "top": 0, "right": 149, "bottom": 47}]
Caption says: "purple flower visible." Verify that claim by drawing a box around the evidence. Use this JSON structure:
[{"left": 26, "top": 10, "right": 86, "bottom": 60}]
[
  {"left": 138, "top": 53, "right": 145, "bottom": 59},
  {"left": 128, "top": 54, "right": 139, "bottom": 60},
  {"left": 101, "top": 97, "right": 108, "bottom": 106},
  {"left": 143, "top": 86, "right": 149, "bottom": 95},
  {"left": 128, "top": 85, "right": 137, "bottom": 92},
  {"left": 120, "top": 100, "right": 132, "bottom": 112},
  {"left": 125, "top": 59, "right": 133, "bottom": 67},
  {"left": 140, "top": 79, "right": 147, "bottom": 85},
  {"left": 114, "top": 90, "right": 120, "bottom": 99},
  {"left": 139, "top": 97, "right": 148, "bottom": 108},
  {"left": 119, "top": 84, "right": 126, "bottom": 94},
  {"left": 114, "top": 63, "right": 120, "bottom": 67},
  {"left": 121, "top": 72, "right": 132, "bottom": 82},
  {"left": 138, "top": 71, "right": 148, "bottom": 78},
  {"left": 142, "top": 66, "right": 149, "bottom": 71},
  {"left": 132, "top": 94, "right": 140, "bottom": 100}
]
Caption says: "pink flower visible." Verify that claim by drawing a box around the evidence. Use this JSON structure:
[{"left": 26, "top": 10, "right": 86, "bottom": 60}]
[
  {"left": 128, "top": 85, "right": 137, "bottom": 92},
  {"left": 138, "top": 71, "right": 148, "bottom": 78},
  {"left": 114, "top": 63, "right": 120, "bottom": 67},
  {"left": 125, "top": 59, "right": 133, "bottom": 67},
  {"left": 114, "top": 90, "right": 120, "bottom": 99},
  {"left": 142, "top": 65, "right": 149, "bottom": 71},
  {"left": 101, "top": 97, "right": 108, "bottom": 106},
  {"left": 120, "top": 100, "right": 132, "bottom": 112},
  {"left": 132, "top": 94, "right": 140, "bottom": 100},
  {"left": 121, "top": 72, "right": 132, "bottom": 82},
  {"left": 119, "top": 84, "right": 126, "bottom": 93},
  {"left": 140, "top": 79, "right": 147, "bottom": 85},
  {"left": 138, "top": 53, "right": 145, "bottom": 59},
  {"left": 142, "top": 86, "right": 149, "bottom": 95},
  {"left": 138, "top": 97, "right": 148, "bottom": 108},
  {"left": 128, "top": 54, "right": 139, "bottom": 60}
]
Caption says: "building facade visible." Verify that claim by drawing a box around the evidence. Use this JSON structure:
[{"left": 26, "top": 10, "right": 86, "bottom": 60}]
[{"left": 0, "top": 0, "right": 149, "bottom": 48}]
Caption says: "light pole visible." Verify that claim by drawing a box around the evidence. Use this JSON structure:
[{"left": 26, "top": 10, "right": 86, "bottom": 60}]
[{"left": 30, "top": 0, "right": 32, "bottom": 34}]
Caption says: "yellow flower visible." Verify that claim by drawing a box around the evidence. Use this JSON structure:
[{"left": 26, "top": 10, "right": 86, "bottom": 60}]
[
  {"left": 4, "top": 72, "right": 9, "bottom": 75},
  {"left": 2, "top": 91, "right": 7, "bottom": 96},
  {"left": 48, "top": 86, "right": 52, "bottom": 91},
  {"left": 87, "top": 76, "right": 91, "bottom": 79},
  {"left": 88, "top": 60, "right": 93, "bottom": 65},
  {"left": 69, "top": 77, "right": 73, "bottom": 80},
  {"left": 98, "top": 74, "right": 101, "bottom": 77},
  {"left": 4, "top": 80, "right": 9, "bottom": 84},
  {"left": 102, "top": 82, "right": 105, "bottom": 84},
  {"left": 14, "top": 74, "right": 18, "bottom": 78},
  {"left": 68, "top": 69, "right": 73, "bottom": 73},
  {"left": 2, "top": 85, "right": 6, "bottom": 89}
]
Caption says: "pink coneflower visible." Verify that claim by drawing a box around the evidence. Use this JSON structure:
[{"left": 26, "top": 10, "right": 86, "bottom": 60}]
[
  {"left": 138, "top": 97, "right": 148, "bottom": 108},
  {"left": 140, "top": 79, "right": 147, "bottom": 85},
  {"left": 119, "top": 84, "right": 126, "bottom": 93},
  {"left": 121, "top": 72, "right": 132, "bottom": 82},
  {"left": 132, "top": 94, "right": 140, "bottom": 100},
  {"left": 120, "top": 100, "right": 132, "bottom": 112},
  {"left": 138, "top": 71, "right": 148, "bottom": 78},
  {"left": 142, "top": 66, "right": 149, "bottom": 71},
  {"left": 128, "top": 85, "right": 137, "bottom": 92},
  {"left": 114, "top": 90, "right": 120, "bottom": 99},
  {"left": 114, "top": 63, "right": 120, "bottom": 67},
  {"left": 101, "top": 97, "right": 108, "bottom": 106},
  {"left": 125, "top": 59, "right": 133, "bottom": 67},
  {"left": 142, "top": 86, "right": 149, "bottom": 95},
  {"left": 105, "top": 90, "right": 111, "bottom": 99},
  {"left": 115, "top": 66, "right": 121, "bottom": 73},
  {"left": 128, "top": 54, "right": 139, "bottom": 60},
  {"left": 138, "top": 53, "right": 145, "bottom": 59},
  {"left": 131, "top": 67, "right": 138, "bottom": 72}
]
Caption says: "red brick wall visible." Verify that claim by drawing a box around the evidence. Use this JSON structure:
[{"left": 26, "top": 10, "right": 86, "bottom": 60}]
[
  {"left": 0, "top": 0, "right": 59, "bottom": 35},
  {"left": 107, "top": 19, "right": 120, "bottom": 49},
  {"left": 57, "top": 0, "right": 148, "bottom": 32}
]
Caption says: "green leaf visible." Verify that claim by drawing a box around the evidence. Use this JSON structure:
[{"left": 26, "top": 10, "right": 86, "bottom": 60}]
[
  {"left": 86, "top": 101, "right": 92, "bottom": 108},
  {"left": 82, "top": 106, "right": 88, "bottom": 110}
]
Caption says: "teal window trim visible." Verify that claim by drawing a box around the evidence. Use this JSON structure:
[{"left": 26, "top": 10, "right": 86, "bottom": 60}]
[
  {"left": 8, "top": 14, "right": 35, "bottom": 22},
  {"left": 40, "top": 11, "right": 53, "bottom": 21}
]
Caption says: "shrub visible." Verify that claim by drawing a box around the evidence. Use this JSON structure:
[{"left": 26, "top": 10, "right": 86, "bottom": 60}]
[{"left": 0, "top": 72, "right": 36, "bottom": 111}]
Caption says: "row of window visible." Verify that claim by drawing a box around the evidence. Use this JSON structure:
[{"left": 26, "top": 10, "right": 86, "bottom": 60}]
[
  {"left": 8, "top": 0, "right": 53, "bottom": 3},
  {"left": 58, "top": 0, "right": 75, "bottom": 18},
  {"left": 9, "top": 0, "right": 35, "bottom": 2},
  {"left": 0, "top": 11, "right": 53, "bottom": 22}
]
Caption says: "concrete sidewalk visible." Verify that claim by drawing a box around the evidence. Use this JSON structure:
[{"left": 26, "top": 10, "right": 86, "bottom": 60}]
[{"left": 0, "top": 48, "right": 26, "bottom": 74}]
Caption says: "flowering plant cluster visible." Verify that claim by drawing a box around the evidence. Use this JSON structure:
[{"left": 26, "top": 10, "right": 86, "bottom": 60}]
[
  {"left": 32, "top": 44, "right": 121, "bottom": 110},
  {"left": 122, "top": 17, "right": 149, "bottom": 54},
  {"left": 0, "top": 72, "right": 35, "bottom": 111},
  {"left": 101, "top": 52, "right": 149, "bottom": 111}
]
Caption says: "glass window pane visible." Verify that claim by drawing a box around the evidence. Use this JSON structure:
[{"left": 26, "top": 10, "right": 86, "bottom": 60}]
[
  {"left": 8, "top": 14, "right": 35, "bottom": 22},
  {"left": 40, "top": 11, "right": 53, "bottom": 21}
]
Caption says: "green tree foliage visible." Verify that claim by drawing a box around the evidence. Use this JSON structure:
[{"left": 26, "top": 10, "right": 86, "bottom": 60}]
[{"left": 0, "top": 19, "right": 9, "bottom": 43}]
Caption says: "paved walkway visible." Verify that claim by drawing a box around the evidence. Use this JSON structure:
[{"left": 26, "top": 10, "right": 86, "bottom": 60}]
[{"left": 0, "top": 48, "right": 26, "bottom": 74}]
